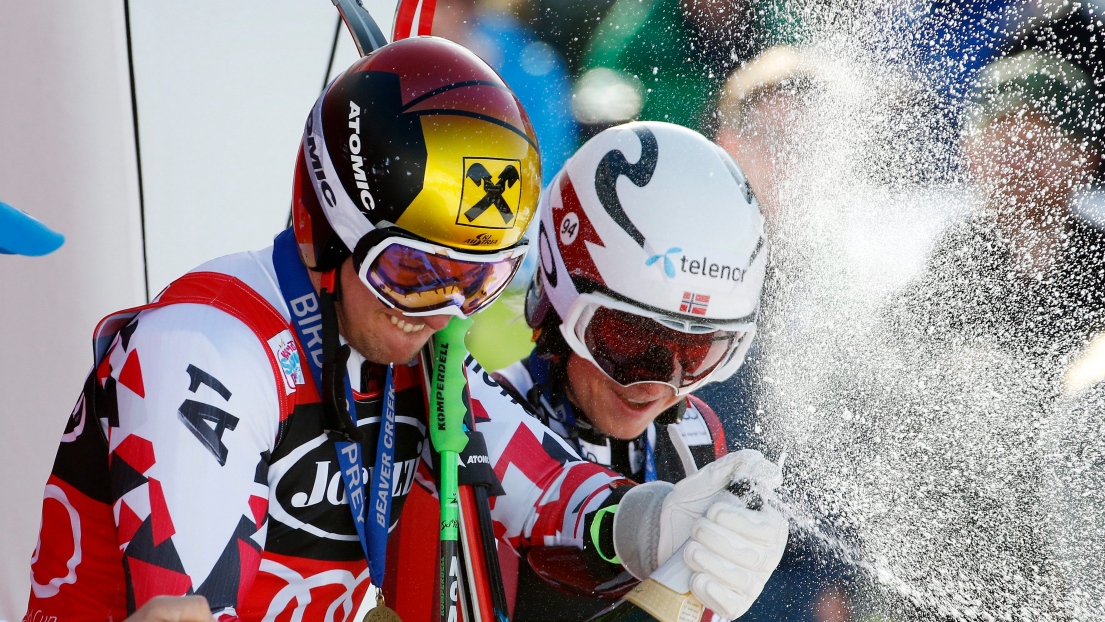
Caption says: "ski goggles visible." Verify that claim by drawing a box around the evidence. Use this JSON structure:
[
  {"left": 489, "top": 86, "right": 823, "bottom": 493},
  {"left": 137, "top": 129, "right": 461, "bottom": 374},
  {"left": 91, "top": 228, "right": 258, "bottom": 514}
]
[
  {"left": 559, "top": 293, "right": 753, "bottom": 395},
  {"left": 352, "top": 230, "right": 528, "bottom": 318}
]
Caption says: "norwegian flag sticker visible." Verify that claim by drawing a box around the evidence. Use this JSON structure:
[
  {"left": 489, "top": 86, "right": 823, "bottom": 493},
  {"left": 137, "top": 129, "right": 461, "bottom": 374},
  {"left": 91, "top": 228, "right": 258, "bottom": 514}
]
[{"left": 680, "top": 291, "right": 711, "bottom": 316}]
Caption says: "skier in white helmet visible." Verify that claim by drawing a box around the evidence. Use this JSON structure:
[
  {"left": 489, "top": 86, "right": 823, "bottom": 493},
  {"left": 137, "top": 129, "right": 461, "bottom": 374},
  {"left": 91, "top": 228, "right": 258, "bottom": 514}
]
[{"left": 492, "top": 121, "right": 786, "bottom": 620}]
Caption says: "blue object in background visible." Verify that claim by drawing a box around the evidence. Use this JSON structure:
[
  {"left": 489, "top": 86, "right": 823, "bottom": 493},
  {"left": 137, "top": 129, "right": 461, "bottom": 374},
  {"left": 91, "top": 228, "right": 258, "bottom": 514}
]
[
  {"left": 0, "top": 201, "right": 64, "bottom": 256},
  {"left": 471, "top": 11, "right": 578, "bottom": 185},
  {"left": 911, "top": 0, "right": 1017, "bottom": 112},
  {"left": 469, "top": 10, "right": 579, "bottom": 289}
]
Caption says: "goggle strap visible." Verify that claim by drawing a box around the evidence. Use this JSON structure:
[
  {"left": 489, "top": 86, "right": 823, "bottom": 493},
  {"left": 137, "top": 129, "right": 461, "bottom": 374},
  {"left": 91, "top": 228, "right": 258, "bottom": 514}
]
[
  {"left": 351, "top": 228, "right": 397, "bottom": 272},
  {"left": 354, "top": 227, "right": 529, "bottom": 272}
]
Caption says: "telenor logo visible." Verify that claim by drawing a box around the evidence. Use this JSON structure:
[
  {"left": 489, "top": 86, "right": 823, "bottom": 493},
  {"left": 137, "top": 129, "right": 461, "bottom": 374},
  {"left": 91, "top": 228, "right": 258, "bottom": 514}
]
[
  {"left": 646, "top": 248, "right": 748, "bottom": 283},
  {"left": 643, "top": 238, "right": 765, "bottom": 294},
  {"left": 458, "top": 157, "right": 522, "bottom": 229},
  {"left": 645, "top": 247, "right": 683, "bottom": 278},
  {"left": 679, "top": 254, "right": 746, "bottom": 282}
]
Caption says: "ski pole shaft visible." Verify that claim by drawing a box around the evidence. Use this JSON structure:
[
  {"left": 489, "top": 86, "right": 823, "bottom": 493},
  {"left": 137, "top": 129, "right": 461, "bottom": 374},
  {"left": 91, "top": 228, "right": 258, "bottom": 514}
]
[
  {"left": 459, "top": 485, "right": 497, "bottom": 621},
  {"left": 457, "top": 363, "right": 509, "bottom": 620},
  {"left": 439, "top": 449, "right": 461, "bottom": 621},
  {"left": 331, "top": 0, "right": 388, "bottom": 55},
  {"left": 472, "top": 485, "right": 510, "bottom": 620},
  {"left": 430, "top": 318, "right": 473, "bottom": 622}
]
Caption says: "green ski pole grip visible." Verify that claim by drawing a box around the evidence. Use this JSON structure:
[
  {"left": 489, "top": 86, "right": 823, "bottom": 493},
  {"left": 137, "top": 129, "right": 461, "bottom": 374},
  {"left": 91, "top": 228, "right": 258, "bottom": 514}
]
[
  {"left": 430, "top": 317, "right": 473, "bottom": 454},
  {"left": 431, "top": 317, "right": 472, "bottom": 622}
]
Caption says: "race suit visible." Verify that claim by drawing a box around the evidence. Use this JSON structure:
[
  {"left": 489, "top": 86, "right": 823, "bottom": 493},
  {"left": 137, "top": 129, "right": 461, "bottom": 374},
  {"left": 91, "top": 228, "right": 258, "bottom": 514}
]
[
  {"left": 493, "top": 354, "right": 728, "bottom": 621},
  {"left": 26, "top": 230, "right": 632, "bottom": 622}
]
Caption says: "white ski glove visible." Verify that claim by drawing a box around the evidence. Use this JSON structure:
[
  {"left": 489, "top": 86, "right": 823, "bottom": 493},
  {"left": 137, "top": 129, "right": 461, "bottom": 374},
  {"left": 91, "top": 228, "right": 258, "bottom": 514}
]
[{"left": 612, "top": 449, "right": 789, "bottom": 620}]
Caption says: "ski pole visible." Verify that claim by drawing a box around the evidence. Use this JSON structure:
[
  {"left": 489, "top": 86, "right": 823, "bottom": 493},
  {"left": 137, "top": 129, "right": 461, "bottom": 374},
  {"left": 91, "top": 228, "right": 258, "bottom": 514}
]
[
  {"left": 458, "top": 484, "right": 497, "bottom": 621},
  {"left": 469, "top": 484, "right": 510, "bottom": 620},
  {"left": 429, "top": 318, "right": 473, "bottom": 622},
  {"left": 332, "top": 0, "right": 438, "bottom": 55},
  {"left": 331, "top": 0, "right": 388, "bottom": 55},
  {"left": 457, "top": 362, "right": 510, "bottom": 621}
]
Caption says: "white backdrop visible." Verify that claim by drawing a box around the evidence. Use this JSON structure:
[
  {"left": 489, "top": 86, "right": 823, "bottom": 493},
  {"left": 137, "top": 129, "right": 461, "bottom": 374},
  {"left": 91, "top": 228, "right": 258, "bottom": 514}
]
[
  {"left": 129, "top": 1, "right": 359, "bottom": 294},
  {"left": 0, "top": 2, "right": 385, "bottom": 618},
  {"left": 0, "top": 3, "right": 144, "bottom": 616}
]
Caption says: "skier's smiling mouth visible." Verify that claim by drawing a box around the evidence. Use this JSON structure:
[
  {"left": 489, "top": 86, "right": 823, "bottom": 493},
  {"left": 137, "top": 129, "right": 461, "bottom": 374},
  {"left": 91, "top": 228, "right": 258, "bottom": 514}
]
[
  {"left": 388, "top": 315, "right": 426, "bottom": 333},
  {"left": 610, "top": 382, "right": 674, "bottom": 414}
]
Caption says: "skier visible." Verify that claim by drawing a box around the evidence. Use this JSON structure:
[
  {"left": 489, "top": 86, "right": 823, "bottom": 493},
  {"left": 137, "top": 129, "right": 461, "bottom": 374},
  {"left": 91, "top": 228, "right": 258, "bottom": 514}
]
[
  {"left": 492, "top": 121, "right": 787, "bottom": 620},
  {"left": 26, "top": 39, "right": 785, "bottom": 621}
]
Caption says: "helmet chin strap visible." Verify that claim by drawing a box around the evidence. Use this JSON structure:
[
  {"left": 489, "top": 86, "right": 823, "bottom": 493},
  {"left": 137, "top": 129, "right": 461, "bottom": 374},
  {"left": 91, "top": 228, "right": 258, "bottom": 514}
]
[
  {"left": 656, "top": 399, "right": 686, "bottom": 426},
  {"left": 319, "top": 267, "right": 364, "bottom": 443}
]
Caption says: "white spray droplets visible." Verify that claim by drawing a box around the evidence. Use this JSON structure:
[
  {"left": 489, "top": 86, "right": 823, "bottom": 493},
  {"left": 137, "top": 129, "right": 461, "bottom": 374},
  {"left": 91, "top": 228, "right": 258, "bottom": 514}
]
[{"left": 740, "top": 1, "right": 1105, "bottom": 620}]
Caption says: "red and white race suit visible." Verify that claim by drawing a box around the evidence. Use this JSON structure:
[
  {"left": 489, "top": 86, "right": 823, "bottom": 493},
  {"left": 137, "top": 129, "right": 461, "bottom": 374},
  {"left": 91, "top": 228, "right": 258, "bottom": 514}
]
[{"left": 26, "top": 243, "right": 632, "bottom": 622}]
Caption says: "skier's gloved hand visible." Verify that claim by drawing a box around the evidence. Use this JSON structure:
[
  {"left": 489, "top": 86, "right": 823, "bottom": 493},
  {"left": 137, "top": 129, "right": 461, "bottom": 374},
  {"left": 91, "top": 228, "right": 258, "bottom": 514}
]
[
  {"left": 683, "top": 498, "right": 789, "bottom": 618},
  {"left": 612, "top": 449, "right": 789, "bottom": 619}
]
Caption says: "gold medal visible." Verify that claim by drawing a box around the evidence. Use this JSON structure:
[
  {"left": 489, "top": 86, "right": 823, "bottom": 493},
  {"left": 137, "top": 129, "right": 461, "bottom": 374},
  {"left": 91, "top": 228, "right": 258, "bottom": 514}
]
[{"left": 363, "top": 593, "right": 403, "bottom": 622}]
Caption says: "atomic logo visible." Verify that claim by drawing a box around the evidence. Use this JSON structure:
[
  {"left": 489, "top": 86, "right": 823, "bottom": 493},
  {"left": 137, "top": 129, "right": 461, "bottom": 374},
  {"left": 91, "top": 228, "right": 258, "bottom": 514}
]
[
  {"left": 645, "top": 247, "right": 683, "bottom": 278},
  {"left": 458, "top": 158, "right": 522, "bottom": 229}
]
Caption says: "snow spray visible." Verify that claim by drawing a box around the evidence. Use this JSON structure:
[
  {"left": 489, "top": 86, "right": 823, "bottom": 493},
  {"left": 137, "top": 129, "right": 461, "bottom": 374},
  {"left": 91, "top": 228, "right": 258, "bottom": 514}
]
[{"left": 726, "top": 1, "right": 1105, "bottom": 620}]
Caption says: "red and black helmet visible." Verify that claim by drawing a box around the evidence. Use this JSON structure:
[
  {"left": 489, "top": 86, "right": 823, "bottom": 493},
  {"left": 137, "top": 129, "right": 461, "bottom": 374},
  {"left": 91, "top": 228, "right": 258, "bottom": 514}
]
[{"left": 292, "top": 36, "right": 542, "bottom": 271}]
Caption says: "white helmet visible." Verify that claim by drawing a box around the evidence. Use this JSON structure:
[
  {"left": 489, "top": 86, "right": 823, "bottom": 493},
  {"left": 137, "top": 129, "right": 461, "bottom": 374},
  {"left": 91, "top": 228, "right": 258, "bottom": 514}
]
[{"left": 526, "top": 121, "right": 768, "bottom": 393}]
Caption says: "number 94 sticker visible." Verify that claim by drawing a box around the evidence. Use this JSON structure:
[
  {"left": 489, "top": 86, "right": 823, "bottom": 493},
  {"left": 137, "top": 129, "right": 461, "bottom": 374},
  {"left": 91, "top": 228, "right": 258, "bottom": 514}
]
[{"left": 559, "top": 212, "right": 579, "bottom": 246}]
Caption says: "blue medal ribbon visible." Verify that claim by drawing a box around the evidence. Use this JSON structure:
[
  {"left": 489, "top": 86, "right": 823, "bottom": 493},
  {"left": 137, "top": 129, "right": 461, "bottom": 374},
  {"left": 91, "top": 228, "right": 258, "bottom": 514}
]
[
  {"left": 643, "top": 426, "right": 657, "bottom": 483},
  {"left": 272, "top": 228, "right": 396, "bottom": 586},
  {"left": 366, "top": 365, "right": 396, "bottom": 584}
]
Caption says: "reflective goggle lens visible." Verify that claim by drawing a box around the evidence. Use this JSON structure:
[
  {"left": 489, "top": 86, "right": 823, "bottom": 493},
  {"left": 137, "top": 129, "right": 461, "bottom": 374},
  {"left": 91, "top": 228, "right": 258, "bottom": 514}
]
[
  {"left": 582, "top": 306, "right": 742, "bottom": 388},
  {"left": 363, "top": 242, "right": 523, "bottom": 316}
]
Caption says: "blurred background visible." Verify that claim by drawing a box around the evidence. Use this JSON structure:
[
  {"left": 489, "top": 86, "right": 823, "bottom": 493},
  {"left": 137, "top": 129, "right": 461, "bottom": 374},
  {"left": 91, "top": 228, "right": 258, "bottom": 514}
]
[{"left": 3, "top": 0, "right": 1104, "bottom": 620}]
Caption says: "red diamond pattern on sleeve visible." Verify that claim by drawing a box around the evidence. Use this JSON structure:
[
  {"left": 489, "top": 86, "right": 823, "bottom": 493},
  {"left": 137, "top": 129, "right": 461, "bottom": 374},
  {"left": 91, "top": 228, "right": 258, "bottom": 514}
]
[{"left": 118, "top": 349, "right": 146, "bottom": 398}]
